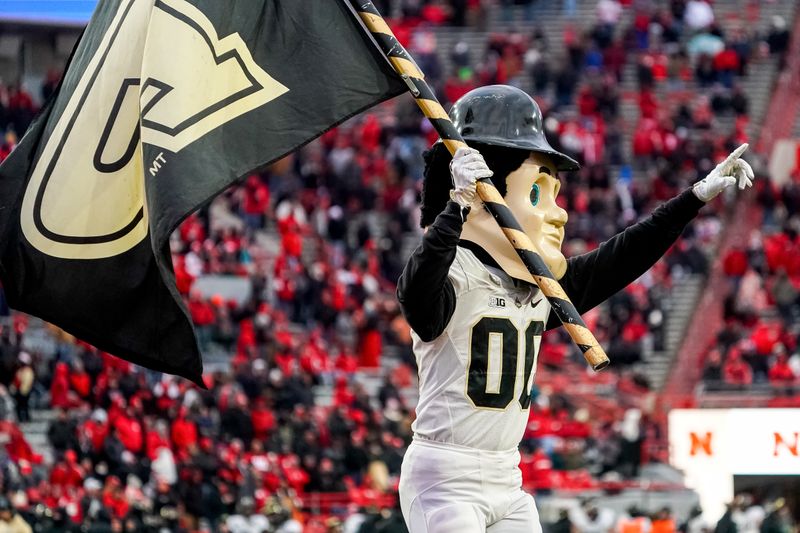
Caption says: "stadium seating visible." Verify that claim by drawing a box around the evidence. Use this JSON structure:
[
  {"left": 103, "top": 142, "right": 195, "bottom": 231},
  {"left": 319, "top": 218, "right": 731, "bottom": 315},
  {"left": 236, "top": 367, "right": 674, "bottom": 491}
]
[{"left": 1, "top": 0, "right": 798, "bottom": 530}]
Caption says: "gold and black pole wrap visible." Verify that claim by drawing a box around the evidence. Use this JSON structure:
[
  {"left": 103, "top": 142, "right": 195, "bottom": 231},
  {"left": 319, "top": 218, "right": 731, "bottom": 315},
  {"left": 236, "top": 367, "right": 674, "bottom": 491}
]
[{"left": 350, "top": 1, "right": 609, "bottom": 371}]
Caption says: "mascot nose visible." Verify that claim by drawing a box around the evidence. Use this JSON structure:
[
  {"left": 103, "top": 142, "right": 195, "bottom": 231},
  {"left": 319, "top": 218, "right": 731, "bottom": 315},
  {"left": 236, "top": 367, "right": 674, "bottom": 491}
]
[{"left": 549, "top": 206, "right": 568, "bottom": 228}]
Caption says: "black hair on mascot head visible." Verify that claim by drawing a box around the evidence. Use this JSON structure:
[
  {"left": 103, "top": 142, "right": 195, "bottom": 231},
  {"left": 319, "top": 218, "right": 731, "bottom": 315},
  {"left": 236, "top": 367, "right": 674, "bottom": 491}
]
[{"left": 419, "top": 141, "right": 530, "bottom": 228}]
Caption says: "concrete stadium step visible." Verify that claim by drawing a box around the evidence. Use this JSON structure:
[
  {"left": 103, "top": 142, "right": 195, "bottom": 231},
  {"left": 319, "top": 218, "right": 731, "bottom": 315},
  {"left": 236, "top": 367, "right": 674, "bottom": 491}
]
[
  {"left": 643, "top": 274, "right": 705, "bottom": 390},
  {"left": 488, "top": 0, "right": 596, "bottom": 28},
  {"left": 19, "top": 408, "right": 58, "bottom": 462},
  {"left": 313, "top": 341, "right": 410, "bottom": 406},
  {"left": 435, "top": 0, "right": 596, "bottom": 99},
  {"left": 253, "top": 229, "right": 280, "bottom": 256},
  {"left": 19, "top": 420, "right": 50, "bottom": 435}
]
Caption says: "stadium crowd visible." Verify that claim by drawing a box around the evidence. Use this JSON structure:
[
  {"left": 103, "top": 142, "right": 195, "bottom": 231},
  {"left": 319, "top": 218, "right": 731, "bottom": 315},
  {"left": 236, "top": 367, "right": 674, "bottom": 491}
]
[
  {"left": 1, "top": 0, "right": 798, "bottom": 530},
  {"left": 701, "top": 153, "right": 800, "bottom": 398}
]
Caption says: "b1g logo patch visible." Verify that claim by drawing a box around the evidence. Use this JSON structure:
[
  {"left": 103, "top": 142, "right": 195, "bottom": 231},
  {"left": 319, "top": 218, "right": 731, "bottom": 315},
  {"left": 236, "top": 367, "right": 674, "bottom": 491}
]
[
  {"left": 20, "top": 0, "right": 288, "bottom": 260},
  {"left": 488, "top": 296, "right": 506, "bottom": 308}
]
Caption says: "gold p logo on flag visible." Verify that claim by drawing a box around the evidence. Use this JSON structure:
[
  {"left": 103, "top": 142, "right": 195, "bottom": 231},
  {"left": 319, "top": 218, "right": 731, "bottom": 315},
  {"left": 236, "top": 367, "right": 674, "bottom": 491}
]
[{"left": 21, "top": 0, "right": 288, "bottom": 260}]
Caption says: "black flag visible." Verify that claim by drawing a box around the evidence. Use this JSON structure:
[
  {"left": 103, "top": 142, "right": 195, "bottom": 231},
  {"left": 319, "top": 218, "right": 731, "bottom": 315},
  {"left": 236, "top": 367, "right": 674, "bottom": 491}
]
[{"left": 0, "top": 0, "right": 405, "bottom": 384}]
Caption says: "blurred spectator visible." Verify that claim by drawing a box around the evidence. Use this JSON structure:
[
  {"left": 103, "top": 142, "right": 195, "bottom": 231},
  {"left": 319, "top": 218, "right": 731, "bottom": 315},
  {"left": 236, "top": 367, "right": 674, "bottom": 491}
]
[
  {"left": 766, "top": 16, "right": 790, "bottom": 65},
  {"left": 551, "top": 509, "right": 573, "bottom": 533},
  {"left": 723, "top": 348, "right": 753, "bottom": 387},
  {"left": 715, "top": 503, "right": 738, "bottom": 533},
  {"left": 570, "top": 500, "right": 616, "bottom": 533},
  {"left": 680, "top": 505, "right": 710, "bottom": 533},
  {"left": 684, "top": 0, "right": 715, "bottom": 31},
  {"left": 9, "top": 353, "right": 33, "bottom": 423},
  {"left": 226, "top": 497, "right": 270, "bottom": 533},
  {"left": 759, "top": 499, "right": 795, "bottom": 533},
  {"left": 0, "top": 496, "right": 31, "bottom": 533},
  {"left": 652, "top": 507, "right": 677, "bottom": 533},
  {"left": 616, "top": 506, "right": 652, "bottom": 533}
]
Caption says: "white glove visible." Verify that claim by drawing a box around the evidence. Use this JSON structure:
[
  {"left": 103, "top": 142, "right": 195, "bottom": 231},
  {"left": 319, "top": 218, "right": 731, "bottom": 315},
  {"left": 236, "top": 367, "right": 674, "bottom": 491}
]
[
  {"left": 449, "top": 147, "right": 493, "bottom": 208},
  {"left": 692, "top": 143, "right": 755, "bottom": 202}
]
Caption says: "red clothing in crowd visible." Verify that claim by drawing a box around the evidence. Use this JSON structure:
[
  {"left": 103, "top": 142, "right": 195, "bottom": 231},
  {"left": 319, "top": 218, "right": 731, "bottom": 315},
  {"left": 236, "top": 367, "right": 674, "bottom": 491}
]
[
  {"left": 179, "top": 214, "right": 206, "bottom": 244},
  {"left": 577, "top": 87, "right": 598, "bottom": 117},
  {"left": 420, "top": 3, "right": 448, "bottom": 24},
  {"left": 651, "top": 53, "right": 668, "bottom": 81},
  {"left": 69, "top": 369, "right": 91, "bottom": 399},
  {"left": 763, "top": 232, "right": 800, "bottom": 276},
  {"left": 171, "top": 416, "right": 199, "bottom": 453},
  {"left": 251, "top": 403, "right": 276, "bottom": 440},
  {"left": 444, "top": 76, "right": 476, "bottom": 105},
  {"left": 769, "top": 357, "right": 796, "bottom": 384},
  {"left": 189, "top": 297, "right": 215, "bottom": 327},
  {"left": 525, "top": 409, "right": 563, "bottom": 438},
  {"left": 237, "top": 318, "right": 257, "bottom": 353},
  {"left": 723, "top": 355, "right": 753, "bottom": 385},
  {"left": 173, "top": 258, "right": 195, "bottom": 295},
  {"left": 330, "top": 282, "right": 347, "bottom": 312},
  {"left": 300, "top": 340, "right": 331, "bottom": 375},
  {"left": 795, "top": 143, "right": 800, "bottom": 174},
  {"left": 358, "top": 328, "right": 382, "bottom": 368},
  {"left": 8, "top": 88, "right": 35, "bottom": 112},
  {"left": 335, "top": 351, "right": 359, "bottom": 374},
  {"left": 281, "top": 225, "right": 303, "bottom": 259},
  {"left": 0, "top": 143, "right": 13, "bottom": 162},
  {"left": 632, "top": 122, "right": 659, "bottom": 157},
  {"left": 622, "top": 314, "right": 648, "bottom": 343},
  {"left": 275, "top": 351, "right": 298, "bottom": 376},
  {"left": 751, "top": 322, "right": 781, "bottom": 356},
  {"left": 145, "top": 430, "right": 171, "bottom": 461},
  {"left": 242, "top": 175, "right": 270, "bottom": 216},
  {"left": 116, "top": 414, "right": 144, "bottom": 453},
  {"left": 50, "top": 452, "right": 83, "bottom": 488},
  {"left": 49, "top": 463, "right": 84, "bottom": 488},
  {"left": 539, "top": 338, "right": 568, "bottom": 367},
  {"left": 638, "top": 89, "right": 659, "bottom": 119},
  {"left": 520, "top": 449, "right": 553, "bottom": 491},
  {"left": 82, "top": 418, "right": 110, "bottom": 453},
  {"left": 50, "top": 363, "right": 71, "bottom": 409},
  {"left": 102, "top": 489, "right": 130, "bottom": 519},
  {"left": 333, "top": 378, "right": 355, "bottom": 407},
  {"left": 723, "top": 247, "right": 749, "bottom": 277},
  {"left": 359, "top": 114, "right": 382, "bottom": 152},
  {"left": 713, "top": 48, "right": 740, "bottom": 73}
]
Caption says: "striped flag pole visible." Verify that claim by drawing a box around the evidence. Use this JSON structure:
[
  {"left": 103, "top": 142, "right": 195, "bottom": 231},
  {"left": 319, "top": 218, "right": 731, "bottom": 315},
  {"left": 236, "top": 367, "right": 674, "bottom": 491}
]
[{"left": 350, "top": 0, "right": 609, "bottom": 371}]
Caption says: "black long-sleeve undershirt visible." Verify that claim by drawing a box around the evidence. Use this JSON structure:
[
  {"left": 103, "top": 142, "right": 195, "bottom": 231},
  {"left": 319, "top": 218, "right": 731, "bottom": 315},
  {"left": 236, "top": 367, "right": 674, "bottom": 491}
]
[
  {"left": 397, "top": 189, "right": 705, "bottom": 341},
  {"left": 396, "top": 201, "right": 463, "bottom": 342},
  {"left": 546, "top": 187, "right": 704, "bottom": 329}
]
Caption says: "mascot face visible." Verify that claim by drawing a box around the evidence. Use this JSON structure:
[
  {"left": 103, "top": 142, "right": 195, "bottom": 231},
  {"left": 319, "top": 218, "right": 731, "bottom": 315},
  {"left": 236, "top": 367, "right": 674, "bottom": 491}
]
[{"left": 461, "top": 151, "right": 568, "bottom": 282}]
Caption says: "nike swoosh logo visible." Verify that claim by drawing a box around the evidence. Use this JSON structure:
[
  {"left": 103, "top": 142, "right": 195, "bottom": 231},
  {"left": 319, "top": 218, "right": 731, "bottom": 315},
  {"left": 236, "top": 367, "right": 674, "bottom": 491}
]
[{"left": 531, "top": 299, "right": 542, "bottom": 308}]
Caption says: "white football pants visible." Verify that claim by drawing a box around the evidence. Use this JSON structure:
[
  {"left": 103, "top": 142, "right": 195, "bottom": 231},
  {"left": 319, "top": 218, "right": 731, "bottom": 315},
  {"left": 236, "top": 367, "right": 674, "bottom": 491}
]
[{"left": 399, "top": 438, "right": 542, "bottom": 533}]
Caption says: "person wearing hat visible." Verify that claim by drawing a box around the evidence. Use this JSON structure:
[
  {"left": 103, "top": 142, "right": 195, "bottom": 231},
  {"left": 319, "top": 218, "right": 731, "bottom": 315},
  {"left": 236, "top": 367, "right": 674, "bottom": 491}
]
[
  {"left": 396, "top": 85, "right": 754, "bottom": 533},
  {"left": 0, "top": 495, "right": 32, "bottom": 533}
]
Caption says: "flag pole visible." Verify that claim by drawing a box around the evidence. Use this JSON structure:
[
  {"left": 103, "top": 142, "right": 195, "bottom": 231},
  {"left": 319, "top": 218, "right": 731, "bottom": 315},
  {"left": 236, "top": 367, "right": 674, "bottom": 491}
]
[{"left": 349, "top": 1, "right": 609, "bottom": 371}]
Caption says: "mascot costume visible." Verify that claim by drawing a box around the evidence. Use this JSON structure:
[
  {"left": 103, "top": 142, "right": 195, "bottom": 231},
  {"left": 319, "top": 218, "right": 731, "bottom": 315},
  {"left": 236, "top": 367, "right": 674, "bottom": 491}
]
[{"left": 396, "top": 85, "right": 753, "bottom": 533}]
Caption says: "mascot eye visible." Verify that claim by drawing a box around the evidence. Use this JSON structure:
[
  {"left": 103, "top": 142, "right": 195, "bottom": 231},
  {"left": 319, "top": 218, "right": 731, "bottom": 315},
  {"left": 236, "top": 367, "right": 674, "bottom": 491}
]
[{"left": 530, "top": 183, "right": 540, "bottom": 207}]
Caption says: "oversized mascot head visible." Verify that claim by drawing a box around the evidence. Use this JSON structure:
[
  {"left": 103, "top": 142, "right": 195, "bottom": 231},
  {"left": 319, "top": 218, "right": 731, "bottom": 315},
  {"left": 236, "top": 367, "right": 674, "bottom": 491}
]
[{"left": 421, "top": 85, "right": 580, "bottom": 282}]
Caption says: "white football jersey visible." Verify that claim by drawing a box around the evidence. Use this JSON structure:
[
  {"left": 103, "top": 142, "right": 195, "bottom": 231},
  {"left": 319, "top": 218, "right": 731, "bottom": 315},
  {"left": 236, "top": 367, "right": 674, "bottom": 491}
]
[{"left": 410, "top": 246, "right": 551, "bottom": 451}]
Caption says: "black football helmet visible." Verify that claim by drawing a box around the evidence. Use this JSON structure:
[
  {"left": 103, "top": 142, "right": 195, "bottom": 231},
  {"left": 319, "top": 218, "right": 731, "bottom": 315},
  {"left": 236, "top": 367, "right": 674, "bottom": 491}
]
[{"left": 449, "top": 85, "right": 580, "bottom": 171}]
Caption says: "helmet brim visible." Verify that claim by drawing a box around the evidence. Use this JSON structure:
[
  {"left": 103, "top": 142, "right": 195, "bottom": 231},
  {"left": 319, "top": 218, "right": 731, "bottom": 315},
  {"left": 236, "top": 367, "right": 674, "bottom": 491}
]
[{"left": 462, "top": 135, "right": 581, "bottom": 172}]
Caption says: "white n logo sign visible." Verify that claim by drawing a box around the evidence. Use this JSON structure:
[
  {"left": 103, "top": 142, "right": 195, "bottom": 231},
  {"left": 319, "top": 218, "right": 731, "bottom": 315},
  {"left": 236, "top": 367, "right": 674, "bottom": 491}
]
[{"left": 21, "top": 0, "right": 288, "bottom": 260}]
